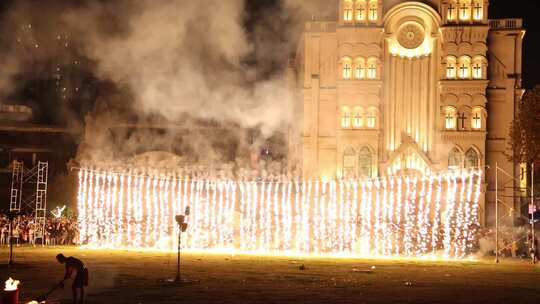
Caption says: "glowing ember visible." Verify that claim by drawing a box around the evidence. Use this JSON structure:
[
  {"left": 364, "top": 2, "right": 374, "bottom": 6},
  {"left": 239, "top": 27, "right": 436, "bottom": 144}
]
[
  {"left": 77, "top": 169, "right": 483, "bottom": 259},
  {"left": 5, "top": 277, "right": 20, "bottom": 291}
]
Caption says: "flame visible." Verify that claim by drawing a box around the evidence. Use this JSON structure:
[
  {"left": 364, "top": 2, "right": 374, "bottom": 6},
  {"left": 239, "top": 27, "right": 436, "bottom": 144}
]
[
  {"left": 77, "top": 169, "right": 483, "bottom": 260},
  {"left": 5, "top": 277, "right": 20, "bottom": 291}
]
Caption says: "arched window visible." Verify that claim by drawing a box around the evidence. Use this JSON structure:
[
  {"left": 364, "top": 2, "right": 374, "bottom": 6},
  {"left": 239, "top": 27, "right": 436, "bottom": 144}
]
[
  {"left": 341, "top": 57, "right": 353, "bottom": 80},
  {"left": 341, "top": 106, "right": 351, "bottom": 128},
  {"left": 465, "top": 148, "right": 479, "bottom": 168},
  {"left": 366, "top": 109, "right": 377, "bottom": 128},
  {"left": 354, "top": 57, "right": 366, "bottom": 79},
  {"left": 355, "top": 0, "right": 367, "bottom": 22},
  {"left": 344, "top": 0, "right": 354, "bottom": 22},
  {"left": 472, "top": 56, "right": 485, "bottom": 79},
  {"left": 343, "top": 147, "right": 357, "bottom": 177},
  {"left": 368, "top": 0, "right": 378, "bottom": 22},
  {"left": 353, "top": 107, "right": 364, "bottom": 128},
  {"left": 472, "top": 62, "right": 482, "bottom": 79},
  {"left": 358, "top": 147, "right": 372, "bottom": 177},
  {"left": 458, "top": 56, "right": 471, "bottom": 79},
  {"left": 367, "top": 58, "right": 378, "bottom": 79},
  {"left": 456, "top": 110, "right": 468, "bottom": 130},
  {"left": 471, "top": 107, "right": 483, "bottom": 130},
  {"left": 446, "top": 56, "right": 457, "bottom": 79},
  {"left": 448, "top": 147, "right": 463, "bottom": 169},
  {"left": 459, "top": 0, "right": 471, "bottom": 21},
  {"left": 472, "top": 0, "right": 483, "bottom": 21},
  {"left": 445, "top": 106, "right": 457, "bottom": 130},
  {"left": 447, "top": 0, "right": 458, "bottom": 21}
]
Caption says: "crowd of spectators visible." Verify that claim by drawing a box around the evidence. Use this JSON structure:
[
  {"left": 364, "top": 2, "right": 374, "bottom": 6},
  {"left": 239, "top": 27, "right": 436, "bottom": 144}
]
[{"left": 0, "top": 213, "right": 79, "bottom": 246}]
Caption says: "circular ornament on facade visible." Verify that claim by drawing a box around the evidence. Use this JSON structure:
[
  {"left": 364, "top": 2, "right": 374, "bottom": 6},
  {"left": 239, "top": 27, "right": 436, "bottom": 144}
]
[{"left": 397, "top": 23, "right": 425, "bottom": 49}]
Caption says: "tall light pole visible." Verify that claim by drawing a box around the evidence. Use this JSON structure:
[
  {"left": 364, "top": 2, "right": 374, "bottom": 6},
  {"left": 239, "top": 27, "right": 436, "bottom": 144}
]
[
  {"left": 495, "top": 162, "right": 499, "bottom": 264},
  {"left": 531, "top": 163, "right": 535, "bottom": 263}
]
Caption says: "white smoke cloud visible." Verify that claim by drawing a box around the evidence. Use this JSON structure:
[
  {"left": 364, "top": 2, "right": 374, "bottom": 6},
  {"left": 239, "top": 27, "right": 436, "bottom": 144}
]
[
  {"left": 64, "top": 0, "right": 294, "bottom": 136},
  {"left": 0, "top": 0, "right": 340, "bottom": 172}
]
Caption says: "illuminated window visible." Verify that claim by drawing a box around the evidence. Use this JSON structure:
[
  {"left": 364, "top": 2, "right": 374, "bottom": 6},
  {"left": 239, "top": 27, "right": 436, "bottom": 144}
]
[
  {"left": 465, "top": 148, "right": 479, "bottom": 168},
  {"left": 448, "top": 147, "right": 463, "bottom": 169},
  {"left": 354, "top": 57, "right": 366, "bottom": 79},
  {"left": 367, "top": 64, "right": 377, "bottom": 79},
  {"left": 472, "top": 62, "right": 482, "bottom": 79},
  {"left": 445, "top": 107, "right": 457, "bottom": 129},
  {"left": 472, "top": 56, "right": 484, "bottom": 79},
  {"left": 341, "top": 58, "right": 353, "bottom": 79},
  {"left": 471, "top": 108, "right": 483, "bottom": 129},
  {"left": 457, "top": 112, "right": 468, "bottom": 130},
  {"left": 473, "top": 0, "right": 483, "bottom": 20},
  {"left": 447, "top": 1, "right": 457, "bottom": 21},
  {"left": 341, "top": 106, "right": 351, "bottom": 128},
  {"left": 367, "top": 58, "right": 377, "bottom": 79},
  {"left": 446, "top": 56, "right": 457, "bottom": 79},
  {"left": 353, "top": 107, "right": 364, "bottom": 128},
  {"left": 344, "top": 0, "right": 354, "bottom": 22},
  {"left": 358, "top": 147, "right": 372, "bottom": 177},
  {"left": 458, "top": 56, "right": 471, "bottom": 79},
  {"left": 355, "top": 0, "right": 367, "bottom": 22},
  {"left": 368, "top": 0, "right": 377, "bottom": 22},
  {"left": 343, "top": 147, "right": 357, "bottom": 177},
  {"left": 367, "top": 110, "right": 376, "bottom": 128},
  {"left": 459, "top": 1, "right": 471, "bottom": 21}
]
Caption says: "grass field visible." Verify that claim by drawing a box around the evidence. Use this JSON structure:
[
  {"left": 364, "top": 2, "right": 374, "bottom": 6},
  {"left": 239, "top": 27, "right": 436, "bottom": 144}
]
[{"left": 1, "top": 247, "right": 539, "bottom": 304}]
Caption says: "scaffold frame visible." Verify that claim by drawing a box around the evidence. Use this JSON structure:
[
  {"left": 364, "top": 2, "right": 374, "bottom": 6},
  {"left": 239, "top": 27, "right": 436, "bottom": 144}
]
[
  {"left": 9, "top": 161, "right": 23, "bottom": 212},
  {"left": 9, "top": 160, "right": 49, "bottom": 246}
]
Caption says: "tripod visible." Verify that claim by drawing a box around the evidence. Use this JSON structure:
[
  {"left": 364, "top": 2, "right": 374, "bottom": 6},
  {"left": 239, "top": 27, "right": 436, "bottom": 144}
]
[
  {"left": 175, "top": 224, "right": 183, "bottom": 282},
  {"left": 166, "top": 207, "right": 196, "bottom": 285}
]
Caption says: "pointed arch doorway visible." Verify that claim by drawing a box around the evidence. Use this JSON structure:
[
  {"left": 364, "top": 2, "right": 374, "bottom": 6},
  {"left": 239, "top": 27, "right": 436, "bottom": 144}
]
[{"left": 384, "top": 137, "right": 433, "bottom": 176}]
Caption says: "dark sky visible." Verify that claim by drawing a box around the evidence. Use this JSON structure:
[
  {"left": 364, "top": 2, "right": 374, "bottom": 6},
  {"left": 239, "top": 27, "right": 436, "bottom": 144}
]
[{"left": 489, "top": 0, "right": 539, "bottom": 88}]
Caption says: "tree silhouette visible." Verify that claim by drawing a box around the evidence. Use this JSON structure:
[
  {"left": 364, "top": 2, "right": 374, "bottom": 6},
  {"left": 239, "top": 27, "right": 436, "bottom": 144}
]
[{"left": 508, "top": 85, "right": 540, "bottom": 166}]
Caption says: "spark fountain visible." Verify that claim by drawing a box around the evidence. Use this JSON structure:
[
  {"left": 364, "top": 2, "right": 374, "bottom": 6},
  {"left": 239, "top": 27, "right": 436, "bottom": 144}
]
[{"left": 77, "top": 168, "right": 482, "bottom": 259}]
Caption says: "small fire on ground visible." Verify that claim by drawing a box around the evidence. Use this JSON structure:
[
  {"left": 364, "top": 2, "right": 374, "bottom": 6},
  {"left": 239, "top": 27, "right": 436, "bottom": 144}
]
[{"left": 4, "top": 277, "right": 20, "bottom": 291}]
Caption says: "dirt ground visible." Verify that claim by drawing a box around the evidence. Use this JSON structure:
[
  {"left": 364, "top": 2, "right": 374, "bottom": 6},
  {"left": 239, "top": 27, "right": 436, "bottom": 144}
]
[{"left": 1, "top": 247, "right": 539, "bottom": 304}]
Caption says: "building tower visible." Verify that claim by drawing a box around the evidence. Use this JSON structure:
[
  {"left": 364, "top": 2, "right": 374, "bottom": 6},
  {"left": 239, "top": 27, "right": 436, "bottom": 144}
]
[{"left": 292, "top": 0, "right": 524, "bottom": 225}]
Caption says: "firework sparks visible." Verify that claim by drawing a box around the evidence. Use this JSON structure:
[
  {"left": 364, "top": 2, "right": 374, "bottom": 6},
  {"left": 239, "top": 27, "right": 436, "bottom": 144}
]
[{"left": 77, "top": 169, "right": 483, "bottom": 259}]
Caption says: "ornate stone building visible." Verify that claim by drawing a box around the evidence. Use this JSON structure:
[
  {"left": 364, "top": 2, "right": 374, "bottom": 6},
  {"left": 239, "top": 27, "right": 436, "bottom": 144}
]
[{"left": 291, "top": 0, "right": 525, "bottom": 224}]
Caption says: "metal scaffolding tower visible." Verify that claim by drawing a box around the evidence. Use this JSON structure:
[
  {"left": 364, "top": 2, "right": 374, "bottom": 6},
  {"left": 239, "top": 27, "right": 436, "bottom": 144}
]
[
  {"left": 9, "top": 160, "right": 49, "bottom": 245},
  {"left": 9, "top": 161, "right": 23, "bottom": 212}
]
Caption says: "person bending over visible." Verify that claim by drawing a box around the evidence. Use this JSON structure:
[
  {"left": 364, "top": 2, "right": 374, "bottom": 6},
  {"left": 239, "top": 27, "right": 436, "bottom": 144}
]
[{"left": 57, "top": 253, "right": 88, "bottom": 304}]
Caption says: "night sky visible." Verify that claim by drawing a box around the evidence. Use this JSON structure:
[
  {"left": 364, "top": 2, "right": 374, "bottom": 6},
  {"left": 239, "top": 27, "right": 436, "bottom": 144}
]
[{"left": 490, "top": 0, "right": 539, "bottom": 88}]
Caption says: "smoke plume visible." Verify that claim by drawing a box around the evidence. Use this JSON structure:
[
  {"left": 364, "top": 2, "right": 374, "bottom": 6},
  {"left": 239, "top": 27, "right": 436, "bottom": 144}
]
[
  {"left": 0, "top": 0, "right": 334, "bottom": 172},
  {"left": 66, "top": 0, "right": 295, "bottom": 133}
]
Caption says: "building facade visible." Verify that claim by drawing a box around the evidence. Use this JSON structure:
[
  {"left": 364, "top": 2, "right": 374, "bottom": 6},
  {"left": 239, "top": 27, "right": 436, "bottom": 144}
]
[{"left": 292, "top": 0, "right": 525, "bottom": 225}]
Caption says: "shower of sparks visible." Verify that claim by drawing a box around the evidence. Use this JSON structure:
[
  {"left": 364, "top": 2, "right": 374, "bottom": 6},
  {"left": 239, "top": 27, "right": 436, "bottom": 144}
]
[{"left": 77, "top": 169, "right": 483, "bottom": 259}]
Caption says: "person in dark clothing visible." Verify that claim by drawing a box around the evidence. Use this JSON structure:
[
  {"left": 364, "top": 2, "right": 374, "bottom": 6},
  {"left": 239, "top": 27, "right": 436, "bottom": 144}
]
[{"left": 57, "top": 253, "right": 88, "bottom": 304}]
